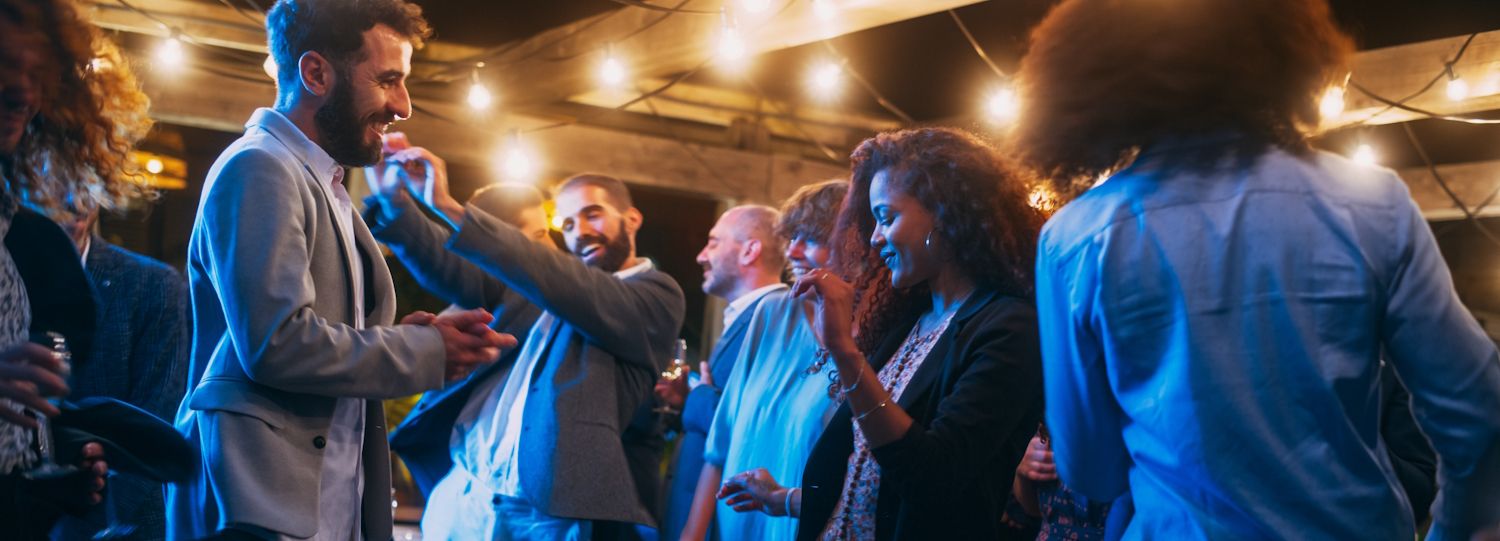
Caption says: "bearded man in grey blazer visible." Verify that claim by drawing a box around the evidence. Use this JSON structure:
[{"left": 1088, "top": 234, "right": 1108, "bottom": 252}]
[
  {"left": 366, "top": 149, "right": 685, "bottom": 538},
  {"left": 165, "top": 1, "right": 513, "bottom": 540}
]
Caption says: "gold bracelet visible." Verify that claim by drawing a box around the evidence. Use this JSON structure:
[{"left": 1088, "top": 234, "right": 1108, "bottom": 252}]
[{"left": 852, "top": 398, "right": 890, "bottom": 422}]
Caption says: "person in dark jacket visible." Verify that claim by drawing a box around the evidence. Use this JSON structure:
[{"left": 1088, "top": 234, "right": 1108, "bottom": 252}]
[{"left": 718, "top": 127, "right": 1046, "bottom": 541}]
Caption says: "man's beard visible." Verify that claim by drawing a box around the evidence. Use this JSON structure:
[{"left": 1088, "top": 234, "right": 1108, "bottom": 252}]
[
  {"left": 314, "top": 71, "right": 382, "bottom": 167},
  {"left": 573, "top": 219, "right": 634, "bottom": 272}
]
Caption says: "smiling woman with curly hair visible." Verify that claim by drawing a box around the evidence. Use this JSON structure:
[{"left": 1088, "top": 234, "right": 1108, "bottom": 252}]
[
  {"left": 716, "top": 127, "right": 1047, "bottom": 541},
  {"left": 1015, "top": 1, "right": 1500, "bottom": 539}
]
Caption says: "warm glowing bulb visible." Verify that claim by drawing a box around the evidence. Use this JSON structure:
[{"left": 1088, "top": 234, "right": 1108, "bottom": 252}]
[
  {"left": 1447, "top": 76, "right": 1469, "bottom": 101},
  {"left": 145, "top": 158, "right": 164, "bottom": 174},
  {"left": 809, "top": 61, "right": 840, "bottom": 97},
  {"left": 1319, "top": 86, "right": 1345, "bottom": 119},
  {"left": 157, "top": 36, "right": 184, "bottom": 67},
  {"left": 719, "top": 27, "right": 747, "bottom": 63},
  {"left": 467, "top": 83, "right": 493, "bottom": 110},
  {"left": 503, "top": 146, "right": 534, "bottom": 180},
  {"left": 986, "top": 88, "right": 1019, "bottom": 122},
  {"left": 812, "top": 0, "right": 836, "bottom": 20},
  {"left": 600, "top": 54, "right": 627, "bottom": 87},
  {"left": 1352, "top": 144, "right": 1377, "bottom": 165}
]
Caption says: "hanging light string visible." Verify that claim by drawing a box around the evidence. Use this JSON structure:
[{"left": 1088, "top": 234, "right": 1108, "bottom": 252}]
[
  {"left": 1343, "top": 32, "right": 1482, "bottom": 126},
  {"left": 603, "top": 0, "right": 720, "bottom": 15},
  {"left": 1399, "top": 122, "right": 1500, "bottom": 248},
  {"left": 818, "top": 41, "right": 914, "bottom": 124},
  {"left": 947, "top": 9, "right": 1006, "bottom": 80}
]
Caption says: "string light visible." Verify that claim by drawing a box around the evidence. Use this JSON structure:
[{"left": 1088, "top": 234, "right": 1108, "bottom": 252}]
[
  {"left": 717, "top": 9, "right": 747, "bottom": 67},
  {"left": 467, "top": 62, "right": 493, "bottom": 110},
  {"left": 1352, "top": 143, "right": 1377, "bottom": 165},
  {"left": 500, "top": 131, "right": 537, "bottom": 181},
  {"left": 156, "top": 32, "right": 185, "bottom": 68},
  {"left": 808, "top": 60, "right": 841, "bottom": 99},
  {"left": 985, "top": 87, "right": 1019, "bottom": 123},
  {"left": 1319, "top": 86, "right": 1345, "bottom": 119},
  {"left": 600, "top": 45, "right": 627, "bottom": 88},
  {"left": 1446, "top": 69, "right": 1469, "bottom": 101},
  {"left": 145, "top": 158, "right": 164, "bottom": 174}
]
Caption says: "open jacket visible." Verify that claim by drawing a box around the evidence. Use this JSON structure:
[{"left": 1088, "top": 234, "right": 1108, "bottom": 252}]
[{"left": 799, "top": 290, "right": 1044, "bottom": 541}]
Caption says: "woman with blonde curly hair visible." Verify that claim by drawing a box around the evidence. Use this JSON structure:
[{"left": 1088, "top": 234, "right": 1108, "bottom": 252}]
[
  {"left": 1013, "top": 0, "right": 1500, "bottom": 539},
  {"left": 718, "top": 127, "right": 1046, "bottom": 540},
  {"left": 1, "top": 0, "right": 152, "bottom": 537}
]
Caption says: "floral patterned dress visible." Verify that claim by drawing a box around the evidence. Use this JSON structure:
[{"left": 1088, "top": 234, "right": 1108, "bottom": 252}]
[
  {"left": 819, "top": 311, "right": 957, "bottom": 540},
  {"left": 0, "top": 190, "right": 37, "bottom": 474}
]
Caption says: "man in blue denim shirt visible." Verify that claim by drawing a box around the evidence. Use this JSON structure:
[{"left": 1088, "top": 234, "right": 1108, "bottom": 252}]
[{"left": 1013, "top": 0, "right": 1500, "bottom": 539}]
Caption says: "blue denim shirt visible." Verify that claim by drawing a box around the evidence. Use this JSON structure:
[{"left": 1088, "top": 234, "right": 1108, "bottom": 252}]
[{"left": 1037, "top": 145, "right": 1500, "bottom": 540}]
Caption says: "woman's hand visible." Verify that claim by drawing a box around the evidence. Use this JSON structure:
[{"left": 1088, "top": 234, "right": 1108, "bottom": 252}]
[
  {"left": 0, "top": 343, "right": 69, "bottom": 428},
  {"left": 791, "top": 269, "right": 858, "bottom": 358},
  {"left": 718, "top": 468, "right": 793, "bottom": 516},
  {"left": 80, "top": 442, "right": 107, "bottom": 505},
  {"left": 1016, "top": 434, "right": 1057, "bottom": 483}
]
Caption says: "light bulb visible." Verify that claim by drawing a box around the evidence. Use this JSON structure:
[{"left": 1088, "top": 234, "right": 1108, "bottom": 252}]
[
  {"left": 157, "top": 36, "right": 184, "bottom": 67},
  {"left": 809, "top": 61, "right": 840, "bottom": 98},
  {"left": 503, "top": 145, "right": 534, "bottom": 180},
  {"left": 1352, "top": 144, "right": 1377, "bottom": 165},
  {"left": 741, "top": 0, "right": 771, "bottom": 15},
  {"left": 467, "top": 83, "right": 493, "bottom": 110},
  {"left": 145, "top": 158, "right": 164, "bottom": 174},
  {"left": 986, "top": 88, "right": 1019, "bottom": 122},
  {"left": 1319, "top": 86, "right": 1345, "bottom": 119},
  {"left": 719, "top": 28, "right": 746, "bottom": 62},
  {"left": 1447, "top": 76, "right": 1469, "bottom": 101},
  {"left": 600, "top": 54, "right": 627, "bottom": 87}
]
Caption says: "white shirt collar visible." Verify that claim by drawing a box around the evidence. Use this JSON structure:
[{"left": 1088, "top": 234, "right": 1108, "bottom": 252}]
[
  {"left": 247, "top": 107, "right": 343, "bottom": 187},
  {"left": 614, "top": 258, "right": 654, "bottom": 280},
  {"left": 723, "top": 282, "right": 789, "bottom": 331}
]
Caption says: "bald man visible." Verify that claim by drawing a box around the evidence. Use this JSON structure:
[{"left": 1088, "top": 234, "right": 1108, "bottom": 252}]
[{"left": 658, "top": 205, "right": 787, "bottom": 540}]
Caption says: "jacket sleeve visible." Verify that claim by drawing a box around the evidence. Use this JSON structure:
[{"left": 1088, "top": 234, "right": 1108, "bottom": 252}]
[
  {"left": 447, "top": 204, "right": 685, "bottom": 370},
  {"left": 869, "top": 302, "right": 1045, "bottom": 501},
  {"left": 1379, "top": 193, "right": 1500, "bottom": 540},
  {"left": 127, "top": 262, "right": 190, "bottom": 421},
  {"left": 200, "top": 147, "right": 446, "bottom": 398},
  {"left": 365, "top": 194, "right": 510, "bottom": 311}
]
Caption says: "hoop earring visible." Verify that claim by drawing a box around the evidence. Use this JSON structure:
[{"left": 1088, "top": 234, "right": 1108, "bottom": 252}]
[{"left": 925, "top": 230, "right": 935, "bottom": 250}]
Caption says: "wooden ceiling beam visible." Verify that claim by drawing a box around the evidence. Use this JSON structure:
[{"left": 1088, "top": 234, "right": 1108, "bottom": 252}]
[{"left": 1325, "top": 29, "right": 1500, "bottom": 128}]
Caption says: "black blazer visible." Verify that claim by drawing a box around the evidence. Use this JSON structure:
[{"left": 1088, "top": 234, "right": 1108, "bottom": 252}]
[{"left": 798, "top": 290, "right": 1043, "bottom": 541}]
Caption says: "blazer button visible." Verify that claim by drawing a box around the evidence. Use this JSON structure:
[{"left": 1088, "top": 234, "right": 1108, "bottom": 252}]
[{"left": 313, "top": 436, "right": 327, "bottom": 449}]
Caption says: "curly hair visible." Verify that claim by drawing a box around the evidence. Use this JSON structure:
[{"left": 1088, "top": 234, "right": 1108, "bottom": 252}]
[
  {"left": 833, "top": 128, "right": 1045, "bottom": 355},
  {"left": 776, "top": 179, "right": 848, "bottom": 246},
  {"left": 267, "top": 0, "right": 432, "bottom": 101},
  {"left": 0, "top": 0, "right": 152, "bottom": 215},
  {"left": 1009, "top": 0, "right": 1355, "bottom": 196}
]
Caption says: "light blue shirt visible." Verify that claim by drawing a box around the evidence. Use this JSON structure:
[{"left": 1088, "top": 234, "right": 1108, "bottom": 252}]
[
  {"left": 705, "top": 292, "right": 839, "bottom": 541},
  {"left": 1037, "top": 145, "right": 1500, "bottom": 541}
]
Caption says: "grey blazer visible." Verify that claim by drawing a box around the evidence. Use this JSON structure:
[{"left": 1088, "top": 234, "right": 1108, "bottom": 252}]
[
  {"left": 166, "top": 109, "right": 447, "bottom": 541},
  {"left": 370, "top": 195, "right": 685, "bottom": 526}
]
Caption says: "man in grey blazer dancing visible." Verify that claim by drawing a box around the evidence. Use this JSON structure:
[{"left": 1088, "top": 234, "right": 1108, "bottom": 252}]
[
  {"left": 367, "top": 145, "right": 685, "bottom": 539},
  {"left": 165, "top": 1, "right": 513, "bottom": 539}
]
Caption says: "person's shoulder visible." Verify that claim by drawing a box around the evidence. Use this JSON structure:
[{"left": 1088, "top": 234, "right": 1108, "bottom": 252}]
[{"left": 96, "top": 241, "right": 181, "bottom": 282}]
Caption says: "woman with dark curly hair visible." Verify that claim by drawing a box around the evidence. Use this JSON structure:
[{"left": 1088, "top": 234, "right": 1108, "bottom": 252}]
[
  {"left": 0, "top": 0, "right": 152, "bottom": 537},
  {"left": 1014, "top": 0, "right": 1500, "bottom": 539},
  {"left": 717, "top": 127, "right": 1046, "bottom": 541}
]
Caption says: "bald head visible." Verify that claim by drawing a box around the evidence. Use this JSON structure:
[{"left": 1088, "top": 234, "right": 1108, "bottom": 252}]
[{"left": 697, "top": 204, "right": 785, "bottom": 300}]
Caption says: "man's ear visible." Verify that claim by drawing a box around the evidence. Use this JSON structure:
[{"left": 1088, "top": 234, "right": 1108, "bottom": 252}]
[
  {"left": 298, "top": 51, "right": 336, "bottom": 97},
  {"left": 738, "top": 238, "right": 763, "bottom": 268},
  {"left": 623, "top": 207, "right": 644, "bottom": 235}
]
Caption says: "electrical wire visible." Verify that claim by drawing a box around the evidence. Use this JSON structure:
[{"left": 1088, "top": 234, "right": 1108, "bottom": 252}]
[
  {"left": 603, "top": 0, "right": 719, "bottom": 15},
  {"left": 539, "top": 0, "right": 688, "bottom": 62},
  {"left": 947, "top": 9, "right": 1005, "bottom": 80},
  {"left": 1399, "top": 122, "right": 1500, "bottom": 248},
  {"left": 1345, "top": 32, "right": 1477, "bottom": 126},
  {"left": 819, "top": 41, "right": 914, "bottom": 124},
  {"left": 1350, "top": 81, "right": 1500, "bottom": 125}
]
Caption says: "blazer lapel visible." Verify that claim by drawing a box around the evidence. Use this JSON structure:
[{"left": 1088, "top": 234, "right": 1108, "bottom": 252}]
[
  {"left": 894, "top": 290, "right": 997, "bottom": 410},
  {"left": 304, "top": 166, "right": 363, "bottom": 324}
]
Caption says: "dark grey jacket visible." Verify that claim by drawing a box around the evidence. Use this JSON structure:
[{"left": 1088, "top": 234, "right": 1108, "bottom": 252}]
[{"left": 372, "top": 195, "right": 685, "bottom": 526}]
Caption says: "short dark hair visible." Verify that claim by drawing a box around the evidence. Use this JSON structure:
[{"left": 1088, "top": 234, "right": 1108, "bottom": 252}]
[
  {"left": 266, "top": 0, "right": 431, "bottom": 92},
  {"left": 468, "top": 182, "right": 545, "bottom": 226},
  {"left": 556, "top": 173, "right": 634, "bottom": 210},
  {"left": 776, "top": 179, "right": 848, "bottom": 246}
]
